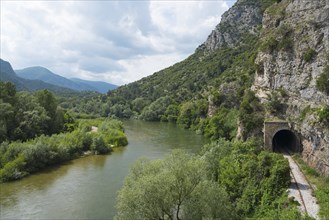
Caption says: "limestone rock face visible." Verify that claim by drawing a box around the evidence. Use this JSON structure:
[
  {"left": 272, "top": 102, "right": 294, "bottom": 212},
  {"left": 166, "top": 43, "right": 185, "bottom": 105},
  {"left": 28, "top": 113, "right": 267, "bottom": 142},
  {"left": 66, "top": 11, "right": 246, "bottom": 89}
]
[
  {"left": 252, "top": 0, "right": 329, "bottom": 175},
  {"left": 202, "top": 0, "right": 264, "bottom": 52}
]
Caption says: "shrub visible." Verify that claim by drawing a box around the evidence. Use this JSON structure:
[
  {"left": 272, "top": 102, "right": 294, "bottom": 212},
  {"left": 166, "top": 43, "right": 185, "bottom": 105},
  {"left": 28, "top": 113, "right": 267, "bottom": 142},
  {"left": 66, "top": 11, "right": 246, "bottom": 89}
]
[
  {"left": 303, "top": 48, "right": 316, "bottom": 62},
  {"left": 162, "top": 104, "right": 180, "bottom": 122},
  {"left": 91, "top": 135, "right": 109, "bottom": 154},
  {"left": 239, "top": 90, "right": 264, "bottom": 138},
  {"left": 316, "top": 65, "right": 329, "bottom": 95},
  {"left": 0, "top": 154, "right": 27, "bottom": 182},
  {"left": 266, "top": 92, "right": 284, "bottom": 114},
  {"left": 103, "top": 130, "right": 128, "bottom": 147},
  {"left": 260, "top": 35, "right": 279, "bottom": 53},
  {"left": 201, "top": 108, "right": 238, "bottom": 140}
]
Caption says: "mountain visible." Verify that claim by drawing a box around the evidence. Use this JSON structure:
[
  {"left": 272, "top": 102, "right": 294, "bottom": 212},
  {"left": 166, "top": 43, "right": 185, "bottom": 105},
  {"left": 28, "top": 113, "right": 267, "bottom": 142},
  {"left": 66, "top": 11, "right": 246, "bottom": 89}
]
[
  {"left": 0, "top": 59, "right": 74, "bottom": 93},
  {"left": 70, "top": 78, "right": 117, "bottom": 93},
  {"left": 15, "top": 66, "right": 93, "bottom": 91},
  {"left": 105, "top": 0, "right": 329, "bottom": 176},
  {"left": 108, "top": 0, "right": 273, "bottom": 112},
  {"left": 16, "top": 66, "right": 117, "bottom": 93}
]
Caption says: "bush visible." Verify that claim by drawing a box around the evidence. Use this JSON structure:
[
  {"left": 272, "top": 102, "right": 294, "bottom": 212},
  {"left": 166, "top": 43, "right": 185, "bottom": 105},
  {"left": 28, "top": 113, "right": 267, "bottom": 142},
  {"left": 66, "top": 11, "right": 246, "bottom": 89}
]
[
  {"left": 91, "top": 135, "right": 109, "bottom": 154},
  {"left": 260, "top": 36, "right": 279, "bottom": 53},
  {"left": 239, "top": 90, "right": 264, "bottom": 138},
  {"left": 266, "top": 92, "right": 285, "bottom": 114},
  {"left": 316, "top": 65, "right": 329, "bottom": 95},
  {"left": 0, "top": 154, "right": 27, "bottom": 182},
  {"left": 201, "top": 108, "right": 238, "bottom": 140},
  {"left": 303, "top": 48, "right": 316, "bottom": 62}
]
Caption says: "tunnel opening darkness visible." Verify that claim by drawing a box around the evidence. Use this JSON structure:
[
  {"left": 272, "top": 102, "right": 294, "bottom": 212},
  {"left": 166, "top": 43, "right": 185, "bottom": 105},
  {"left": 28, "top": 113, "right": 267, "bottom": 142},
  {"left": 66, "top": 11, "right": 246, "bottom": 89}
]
[{"left": 272, "top": 129, "right": 298, "bottom": 153}]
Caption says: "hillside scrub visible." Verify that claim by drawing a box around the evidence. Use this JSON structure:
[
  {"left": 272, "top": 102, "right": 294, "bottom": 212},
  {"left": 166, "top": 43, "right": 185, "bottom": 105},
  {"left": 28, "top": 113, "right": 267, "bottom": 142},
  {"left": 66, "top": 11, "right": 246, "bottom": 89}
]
[{"left": 0, "top": 119, "right": 128, "bottom": 182}]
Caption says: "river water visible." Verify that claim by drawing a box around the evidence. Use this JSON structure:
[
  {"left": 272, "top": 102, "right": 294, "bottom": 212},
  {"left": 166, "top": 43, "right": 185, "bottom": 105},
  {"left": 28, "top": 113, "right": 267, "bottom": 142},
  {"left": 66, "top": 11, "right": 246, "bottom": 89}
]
[{"left": 0, "top": 120, "right": 207, "bottom": 219}]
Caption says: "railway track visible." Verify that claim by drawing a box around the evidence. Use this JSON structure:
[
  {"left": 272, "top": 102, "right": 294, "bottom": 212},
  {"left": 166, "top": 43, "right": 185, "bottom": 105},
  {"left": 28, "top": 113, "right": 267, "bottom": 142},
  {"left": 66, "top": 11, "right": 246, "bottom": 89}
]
[{"left": 277, "top": 147, "right": 319, "bottom": 219}]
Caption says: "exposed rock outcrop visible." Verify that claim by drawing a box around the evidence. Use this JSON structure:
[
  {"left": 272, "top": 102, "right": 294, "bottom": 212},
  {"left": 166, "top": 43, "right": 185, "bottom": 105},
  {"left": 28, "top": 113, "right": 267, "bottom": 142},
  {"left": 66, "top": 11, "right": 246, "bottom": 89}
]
[
  {"left": 252, "top": 0, "right": 329, "bottom": 176},
  {"left": 201, "top": 0, "right": 266, "bottom": 52}
]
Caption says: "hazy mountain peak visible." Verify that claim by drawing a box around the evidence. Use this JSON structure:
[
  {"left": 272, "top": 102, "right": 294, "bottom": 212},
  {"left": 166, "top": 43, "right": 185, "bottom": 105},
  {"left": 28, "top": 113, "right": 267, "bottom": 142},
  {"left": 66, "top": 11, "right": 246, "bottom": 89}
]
[{"left": 15, "top": 66, "right": 117, "bottom": 93}]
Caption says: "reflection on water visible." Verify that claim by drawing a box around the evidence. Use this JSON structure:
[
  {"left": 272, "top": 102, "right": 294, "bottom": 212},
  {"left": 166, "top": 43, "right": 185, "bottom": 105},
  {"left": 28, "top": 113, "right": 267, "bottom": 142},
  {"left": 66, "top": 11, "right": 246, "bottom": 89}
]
[{"left": 0, "top": 120, "right": 207, "bottom": 219}]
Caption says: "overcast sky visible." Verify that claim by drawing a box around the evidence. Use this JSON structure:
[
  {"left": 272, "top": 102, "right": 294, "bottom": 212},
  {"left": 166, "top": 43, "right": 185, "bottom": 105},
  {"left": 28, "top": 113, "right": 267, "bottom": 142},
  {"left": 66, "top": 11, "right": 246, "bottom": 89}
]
[{"left": 1, "top": 0, "right": 236, "bottom": 85}]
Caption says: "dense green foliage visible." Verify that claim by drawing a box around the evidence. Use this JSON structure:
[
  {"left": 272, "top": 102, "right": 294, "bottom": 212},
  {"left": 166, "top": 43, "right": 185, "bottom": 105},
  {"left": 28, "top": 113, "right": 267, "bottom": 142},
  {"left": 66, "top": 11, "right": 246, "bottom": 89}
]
[
  {"left": 103, "top": 31, "right": 261, "bottom": 140},
  {"left": 239, "top": 90, "right": 265, "bottom": 139},
  {"left": 0, "top": 82, "right": 73, "bottom": 142},
  {"left": 0, "top": 119, "right": 127, "bottom": 182},
  {"left": 303, "top": 48, "right": 317, "bottom": 62},
  {"left": 117, "top": 140, "right": 307, "bottom": 219},
  {"left": 116, "top": 150, "right": 236, "bottom": 220},
  {"left": 57, "top": 91, "right": 110, "bottom": 118}
]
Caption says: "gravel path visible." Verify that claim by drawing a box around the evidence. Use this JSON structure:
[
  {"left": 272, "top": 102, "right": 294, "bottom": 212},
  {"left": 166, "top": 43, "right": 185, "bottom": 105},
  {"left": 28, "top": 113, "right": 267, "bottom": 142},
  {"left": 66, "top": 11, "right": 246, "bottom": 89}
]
[{"left": 284, "top": 154, "right": 319, "bottom": 219}]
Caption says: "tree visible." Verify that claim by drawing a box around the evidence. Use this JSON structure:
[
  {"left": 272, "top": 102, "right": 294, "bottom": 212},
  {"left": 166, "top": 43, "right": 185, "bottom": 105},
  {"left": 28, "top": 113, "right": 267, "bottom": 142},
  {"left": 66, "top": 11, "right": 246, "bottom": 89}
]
[
  {"left": 0, "top": 82, "right": 17, "bottom": 105},
  {"left": 35, "top": 90, "right": 64, "bottom": 134},
  {"left": 116, "top": 150, "right": 235, "bottom": 220},
  {"left": 0, "top": 102, "right": 15, "bottom": 142},
  {"left": 140, "top": 96, "right": 172, "bottom": 121}
]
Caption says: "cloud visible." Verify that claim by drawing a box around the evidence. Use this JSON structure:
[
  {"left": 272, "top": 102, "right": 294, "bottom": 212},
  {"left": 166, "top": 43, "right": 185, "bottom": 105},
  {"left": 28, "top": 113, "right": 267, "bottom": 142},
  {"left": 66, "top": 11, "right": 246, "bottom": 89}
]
[{"left": 0, "top": 0, "right": 234, "bottom": 85}]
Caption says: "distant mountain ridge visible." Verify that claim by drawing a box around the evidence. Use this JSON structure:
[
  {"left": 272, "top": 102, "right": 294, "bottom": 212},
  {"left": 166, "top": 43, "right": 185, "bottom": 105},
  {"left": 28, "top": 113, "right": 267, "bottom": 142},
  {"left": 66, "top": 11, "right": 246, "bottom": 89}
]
[
  {"left": 70, "top": 78, "right": 117, "bottom": 93},
  {"left": 15, "top": 66, "right": 117, "bottom": 93},
  {"left": 0, "top": 59, "right": 74, "bottom": 93}
]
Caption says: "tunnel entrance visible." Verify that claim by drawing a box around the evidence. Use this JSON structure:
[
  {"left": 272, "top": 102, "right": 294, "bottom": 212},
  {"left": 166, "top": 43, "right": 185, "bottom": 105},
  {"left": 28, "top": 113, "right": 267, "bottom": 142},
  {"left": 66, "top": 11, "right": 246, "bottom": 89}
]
[{"left": 272, "top": 129, "right": 298, "bottom": 153}]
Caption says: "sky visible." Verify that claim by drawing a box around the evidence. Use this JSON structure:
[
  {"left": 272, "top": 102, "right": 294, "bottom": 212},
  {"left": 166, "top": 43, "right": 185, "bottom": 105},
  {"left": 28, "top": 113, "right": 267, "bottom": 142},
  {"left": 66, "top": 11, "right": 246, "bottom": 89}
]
[{"left": 1, "top": 0, "right": 236, "bottom": 86}]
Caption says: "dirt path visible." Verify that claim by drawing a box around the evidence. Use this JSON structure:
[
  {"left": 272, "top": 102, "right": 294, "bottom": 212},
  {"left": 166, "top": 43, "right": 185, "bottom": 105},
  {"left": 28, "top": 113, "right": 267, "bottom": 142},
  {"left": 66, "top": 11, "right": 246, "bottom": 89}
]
[{"left": 283, "top": 154, "right": 319, "bottom": 219}]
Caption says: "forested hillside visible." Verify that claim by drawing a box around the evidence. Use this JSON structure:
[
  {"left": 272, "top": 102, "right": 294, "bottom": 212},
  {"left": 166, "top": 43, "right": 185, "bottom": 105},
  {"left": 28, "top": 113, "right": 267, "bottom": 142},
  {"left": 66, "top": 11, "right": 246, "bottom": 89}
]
[{"left": 105, "top": 0, "right": 274, "bottom": 141}]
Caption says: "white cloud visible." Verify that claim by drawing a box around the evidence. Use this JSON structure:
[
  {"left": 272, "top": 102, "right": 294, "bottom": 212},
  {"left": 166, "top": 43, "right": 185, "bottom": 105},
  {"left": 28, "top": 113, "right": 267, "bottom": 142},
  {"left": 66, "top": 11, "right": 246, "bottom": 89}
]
[{"left": 0, "top": 0, "right": 234, "bottom": 85}]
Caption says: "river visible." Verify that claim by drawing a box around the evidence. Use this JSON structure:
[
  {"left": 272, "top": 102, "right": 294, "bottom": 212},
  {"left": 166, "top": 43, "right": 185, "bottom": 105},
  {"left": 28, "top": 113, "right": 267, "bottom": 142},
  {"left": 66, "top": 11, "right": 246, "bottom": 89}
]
[{"left": 0, "top": 120, "right": 207, "bottom": 219}]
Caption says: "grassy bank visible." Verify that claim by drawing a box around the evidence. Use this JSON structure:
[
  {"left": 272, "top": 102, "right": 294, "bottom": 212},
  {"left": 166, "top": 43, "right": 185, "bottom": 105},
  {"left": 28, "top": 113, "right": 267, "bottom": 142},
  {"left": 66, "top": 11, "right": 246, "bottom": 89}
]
[{"left": 0, "top": 119, "right": 128, "bottom": 182}]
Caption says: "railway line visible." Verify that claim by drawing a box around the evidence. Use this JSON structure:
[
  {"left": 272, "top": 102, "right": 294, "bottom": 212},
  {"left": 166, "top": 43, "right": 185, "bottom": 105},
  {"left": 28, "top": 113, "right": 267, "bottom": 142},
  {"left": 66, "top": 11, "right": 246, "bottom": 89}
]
[{"left": 277, "top": 148, "right": 319, "bottom": 219}]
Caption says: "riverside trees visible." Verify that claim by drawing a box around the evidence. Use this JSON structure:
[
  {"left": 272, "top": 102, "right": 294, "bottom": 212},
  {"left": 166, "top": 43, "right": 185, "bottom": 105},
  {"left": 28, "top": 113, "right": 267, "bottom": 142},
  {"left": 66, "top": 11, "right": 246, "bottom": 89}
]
[
  {"left": 0, "top": 82, "right": 128, "bottom": 182},
  {"left": 116, "top": 150, "right": 235, "bottom": 220},
  {"left": 0, "top": 119, "right": 128, "bottom": 182},
  {"left": 0, "top": 82, "right": 69, "bottom": 142},
  {"left": 116, "top": 140, "right": 307, "bottom": 219}
]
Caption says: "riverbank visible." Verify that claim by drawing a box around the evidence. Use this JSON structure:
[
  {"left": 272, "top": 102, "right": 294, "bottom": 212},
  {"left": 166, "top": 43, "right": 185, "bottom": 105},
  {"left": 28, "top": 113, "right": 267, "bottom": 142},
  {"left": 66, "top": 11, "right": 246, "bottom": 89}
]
[
  {"left": 0, "top": 120, "right": 207, "bottom": 219},
  {"left": 0, "top": 119, "right": 128, "bottom": 182}
]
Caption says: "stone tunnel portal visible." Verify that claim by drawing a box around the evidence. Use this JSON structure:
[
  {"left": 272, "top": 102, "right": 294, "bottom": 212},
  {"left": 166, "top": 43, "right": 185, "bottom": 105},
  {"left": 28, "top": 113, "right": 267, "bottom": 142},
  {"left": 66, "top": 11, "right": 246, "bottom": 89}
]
[
  {"left": 264, "top": 121, "right": 300, "bottom": 153},
  {"left": 272, "top": 129, "right": 298, "bottom": 153}
]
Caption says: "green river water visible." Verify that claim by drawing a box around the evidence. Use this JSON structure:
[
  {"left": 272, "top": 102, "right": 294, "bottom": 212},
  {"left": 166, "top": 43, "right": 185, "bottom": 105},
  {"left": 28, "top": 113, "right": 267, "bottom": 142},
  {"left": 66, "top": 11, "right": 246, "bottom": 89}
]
[{"left": 0, "top": 120, "right": 207, "bottom": 219}]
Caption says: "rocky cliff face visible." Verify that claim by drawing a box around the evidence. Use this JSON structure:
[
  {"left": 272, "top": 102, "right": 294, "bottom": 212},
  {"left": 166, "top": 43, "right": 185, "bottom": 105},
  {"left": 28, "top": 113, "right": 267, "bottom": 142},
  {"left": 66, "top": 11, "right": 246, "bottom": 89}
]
[
  {"left": 202, "top": 0, "right": 265, "bottom": 52},
  {"left": 252, "top": 0, "right": 329, "bottom": 175}
]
